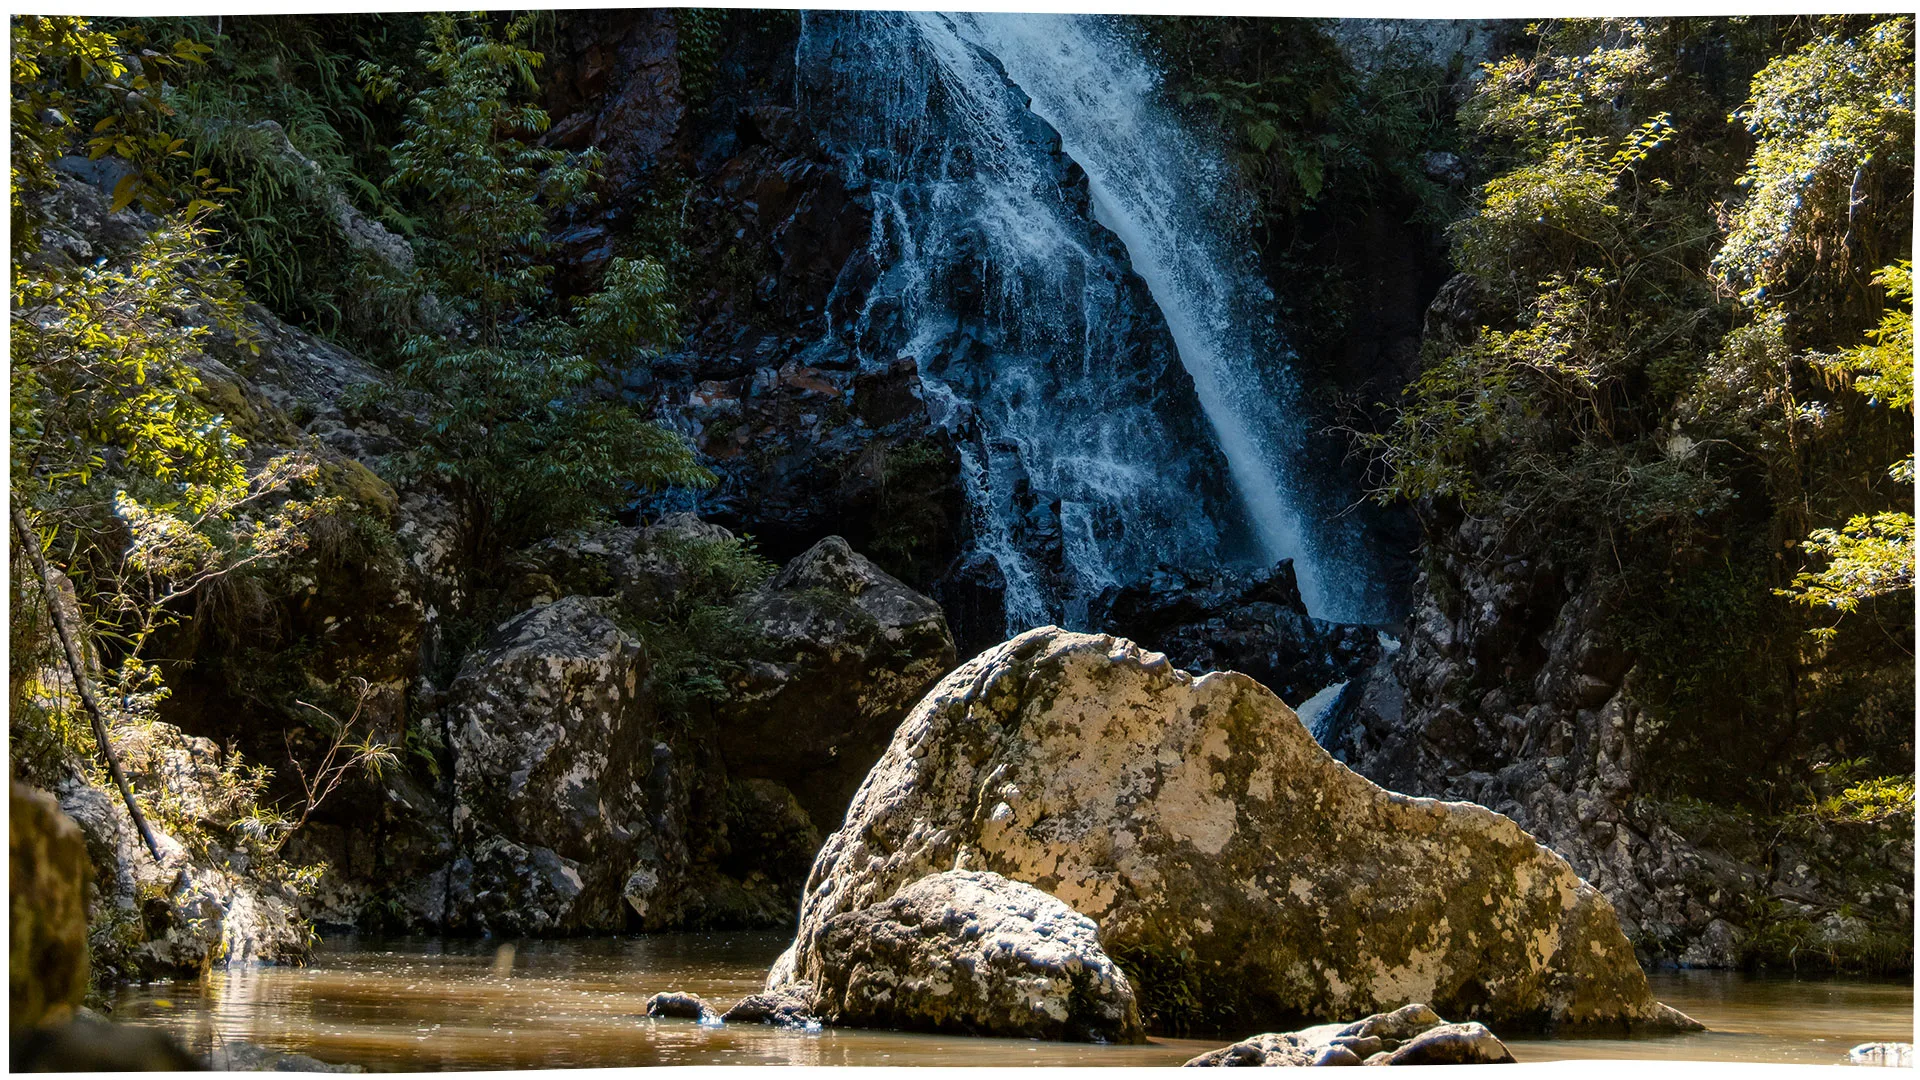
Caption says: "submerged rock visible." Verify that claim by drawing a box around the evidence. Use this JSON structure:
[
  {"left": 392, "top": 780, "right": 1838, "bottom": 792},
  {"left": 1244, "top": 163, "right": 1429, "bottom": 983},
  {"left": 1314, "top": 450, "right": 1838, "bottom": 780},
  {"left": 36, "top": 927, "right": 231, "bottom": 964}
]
[
  {"left": 721, "top": 987, "right": 818, "bottom": 1027},
  {"left": 804, "top": 870, "right": 1143, "bottom": 1043},
  {"left": 645, "top": 991, "right": 716, "bottom": 1022},
  {"left": 770, "top": 627, "right": 1699, "bottom": 1033},
  {"left": 1184, "top": 1003, "right": 1514, "bottom": 1066},
  {"left": 9, "top": 1013, "right": 199, "bottom": 1071},
  {"left": 210, "top": 1040, "right": 367, "bottom": 1072}
]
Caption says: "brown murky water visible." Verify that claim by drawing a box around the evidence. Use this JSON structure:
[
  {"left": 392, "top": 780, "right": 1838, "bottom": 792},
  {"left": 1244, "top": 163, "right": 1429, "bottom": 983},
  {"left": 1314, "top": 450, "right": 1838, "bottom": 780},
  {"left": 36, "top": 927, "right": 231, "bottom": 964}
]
[{"left": 109, "top": 934, "right": 1912, "bottom": 1070}]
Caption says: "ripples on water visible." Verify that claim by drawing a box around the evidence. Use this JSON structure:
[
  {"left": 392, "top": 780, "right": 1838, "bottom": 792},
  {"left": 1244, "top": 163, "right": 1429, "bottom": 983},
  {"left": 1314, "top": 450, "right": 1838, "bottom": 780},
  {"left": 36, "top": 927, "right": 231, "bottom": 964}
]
[{"left": 109, "top": 934, "right": 1912, "bottom": 1070}]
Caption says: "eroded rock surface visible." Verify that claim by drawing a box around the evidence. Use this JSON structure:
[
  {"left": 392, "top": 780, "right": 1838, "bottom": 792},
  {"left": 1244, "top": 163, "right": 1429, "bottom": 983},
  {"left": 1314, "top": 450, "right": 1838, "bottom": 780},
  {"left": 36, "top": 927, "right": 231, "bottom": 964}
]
[
  {"left": 444, "top": 597, "right": 655, "bottom": 933},
  {"left": 1184, "top": 1002, "right": 1516, "bottom": 1067},
  {"left": 771, "top": 627, "right": 1696, "bottom": 1033},
  {"left": 802, "top": 869, "right": 1142, "bottom": 1042}
]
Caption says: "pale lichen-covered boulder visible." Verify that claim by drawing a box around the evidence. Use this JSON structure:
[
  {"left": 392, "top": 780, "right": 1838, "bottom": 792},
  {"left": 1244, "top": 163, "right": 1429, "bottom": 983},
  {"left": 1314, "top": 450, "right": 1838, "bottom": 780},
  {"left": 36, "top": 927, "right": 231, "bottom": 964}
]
[
  {"left": 770, "top": 628, "right": 1698, "bottom": 1033},
  {"left": 1184, "top": 1003, "right": 1517, "bottom": 1066},
  {"left": 804, "top": 870, "right": 1144, "bottom": 1043},
  {"left": 444, "top": 596, "right": 658, "bottom": 933}
]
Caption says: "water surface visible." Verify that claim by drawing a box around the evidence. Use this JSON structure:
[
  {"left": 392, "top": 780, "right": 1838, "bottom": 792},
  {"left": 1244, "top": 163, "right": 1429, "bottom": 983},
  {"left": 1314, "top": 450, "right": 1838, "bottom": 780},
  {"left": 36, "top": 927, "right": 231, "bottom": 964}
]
[{"left": 109, "top": 934, "right": 1912, "bottom": 1069}]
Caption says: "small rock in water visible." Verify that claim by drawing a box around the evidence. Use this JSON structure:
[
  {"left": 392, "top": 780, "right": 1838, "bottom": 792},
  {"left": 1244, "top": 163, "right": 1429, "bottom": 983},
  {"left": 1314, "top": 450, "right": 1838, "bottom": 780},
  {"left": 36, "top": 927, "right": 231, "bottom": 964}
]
[
  {"left": 721, "top": 987, "right": 818, "bottom": 1028},
  {"left": 645, "top": 991, "right": 714, "bottom": 1022},
  {"left": 210, "top": 1041, "right": 367, "bottom": 1072},
  {"left": 1184, "top": 1003, "right": 1515, "bottom": 1067},
  {"left": 1849, "top": 1042, "right": 1913, "bottom": 1067},
  {"left": 1384, "top": 1023, "right": 1517, "bottom": 1065}
]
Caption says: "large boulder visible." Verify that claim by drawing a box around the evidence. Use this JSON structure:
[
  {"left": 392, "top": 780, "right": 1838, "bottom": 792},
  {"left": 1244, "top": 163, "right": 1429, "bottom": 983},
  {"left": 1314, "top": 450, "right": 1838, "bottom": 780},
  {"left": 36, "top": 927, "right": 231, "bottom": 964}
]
[
  {"left": 10, "top": 782, "right": 91, "bottom": 1029},
  {"left": 719, "top": 535, "right": 956, "bottom": 829},
  {"left": 804, "top": 870, "right": 1143, "bottom": 1043},
  {"left": 444, "top": 596, "right": 659, "bottom": 933},
  {"left": 770, "top": 627, "right": 1698, "bottom": 1033}
]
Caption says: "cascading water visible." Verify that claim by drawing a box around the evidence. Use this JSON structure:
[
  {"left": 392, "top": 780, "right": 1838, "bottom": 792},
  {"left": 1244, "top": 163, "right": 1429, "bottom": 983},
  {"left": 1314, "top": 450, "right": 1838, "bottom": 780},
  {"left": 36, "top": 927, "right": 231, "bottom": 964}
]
[{"left": 797, "top": 11, "right": 1372, "bottom": 631}]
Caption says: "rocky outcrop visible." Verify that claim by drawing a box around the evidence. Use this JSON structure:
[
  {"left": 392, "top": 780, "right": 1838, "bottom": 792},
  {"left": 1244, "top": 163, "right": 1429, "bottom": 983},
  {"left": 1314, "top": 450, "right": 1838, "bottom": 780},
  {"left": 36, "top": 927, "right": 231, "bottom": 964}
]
[
  {"left": 645, "top": 991, "right": 716, "bottom": 1021},
  {"left": 720, "top": 535, "right": 957, "bottom": 828},
  {"left": 770, "top": 627, "right": 1697, "bottom": 1034},
  {"left": 10, "top": 782, "right": 91, "bottom": 1029},
  {"left": 1092, "top": 560, "right": 1385, "bottom": 716},
  {"left": 721, "top": 987, "right": 817, "bottom": 1027},
  {"left": 800, "top": 870, "right": 1143, "bottom": 1043},
  {"left": 442, "top": 597, "right": 657, "bottom": 933},
  {"left": 52, "top": 725, "right": 311, "bottom": 980},
  {"left": 1333, "top": 510, "right": 1914, "bottom": 970},
  {"left": 1184, "top": 1003, "right": 1516, "bottom": 1066}
]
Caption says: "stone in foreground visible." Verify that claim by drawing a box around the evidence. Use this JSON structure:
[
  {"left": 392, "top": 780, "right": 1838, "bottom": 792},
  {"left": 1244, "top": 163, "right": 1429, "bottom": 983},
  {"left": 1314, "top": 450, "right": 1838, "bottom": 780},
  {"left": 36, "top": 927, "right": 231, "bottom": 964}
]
[
  {"left": 804, "top": 870, "right": 1144, "bottom": 1043},
  {"left": 1849, "top": 1042, "right": 1914, "bottom": 1067},
  {"left": 771, "top": 628, "right": 1699, "bottom": 1032},
  {"left": 1184, "top": 1003, "right": 1515, "bottom": 1066},
  {"left": 721, "top": 987, "right": 817, "bottom": 1027},
  {"left": 645, "top": 991, "right": 715, "bottom": 1021}
]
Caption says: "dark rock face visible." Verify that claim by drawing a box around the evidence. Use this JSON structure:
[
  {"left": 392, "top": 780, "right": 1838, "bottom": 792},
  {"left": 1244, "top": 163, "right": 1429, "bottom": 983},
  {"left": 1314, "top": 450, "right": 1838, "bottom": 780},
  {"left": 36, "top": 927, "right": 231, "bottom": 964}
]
[
  {"left": 720, "top": 536, "right": 957, "bottom": 829},
  {"left": 1091, "top": 560, "right": 1385, "bottom": 715},
  {"left": 1334, "top": 498, "right": 1914, "bottom": 969},
  {"left": 802, "top": 870, "right": 1145, "bottom": 1044},
  {"left": 10, "top": 782, "right": 91, "bottom": 1029}
]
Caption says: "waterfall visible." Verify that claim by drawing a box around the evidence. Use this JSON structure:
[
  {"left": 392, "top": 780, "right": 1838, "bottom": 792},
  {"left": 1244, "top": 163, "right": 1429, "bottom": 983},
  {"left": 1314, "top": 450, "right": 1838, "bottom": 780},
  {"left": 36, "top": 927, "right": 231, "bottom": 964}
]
[{"left": 798, "top": 11, "right": 1369, "bottom": 630}]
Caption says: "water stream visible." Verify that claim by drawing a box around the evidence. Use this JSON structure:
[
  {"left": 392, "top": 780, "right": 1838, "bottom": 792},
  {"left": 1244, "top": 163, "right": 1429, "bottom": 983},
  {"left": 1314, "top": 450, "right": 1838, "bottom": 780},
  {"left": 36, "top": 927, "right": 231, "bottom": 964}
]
[
  {"left": 797, "top": 12, "right": 1374, "bottom": 631},
  {"left": 110, "top": 935, "right": 1911, "bottom": 1069}
]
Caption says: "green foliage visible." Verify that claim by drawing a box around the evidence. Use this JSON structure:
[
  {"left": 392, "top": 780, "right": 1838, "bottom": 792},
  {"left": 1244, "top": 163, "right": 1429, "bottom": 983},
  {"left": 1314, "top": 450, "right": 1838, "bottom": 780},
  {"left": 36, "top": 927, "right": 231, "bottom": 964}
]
[
  {"left": 10, "top": 15, "right": 212, "bottom": 234},
  {"left": 1716, "top": 19, "right": 1914, "bottom": 324},
  {"left": 624, "top": 533, "right": 775, "bottom": 720},
  {"left": 1363, "top": 17, "right": 1914, "bottom": 806},
  {"left": 11, "top": 17, "right": 365, "bottom": 934},
  {"left": 366, "top": 13, "right": 711, "bottom": 564}
]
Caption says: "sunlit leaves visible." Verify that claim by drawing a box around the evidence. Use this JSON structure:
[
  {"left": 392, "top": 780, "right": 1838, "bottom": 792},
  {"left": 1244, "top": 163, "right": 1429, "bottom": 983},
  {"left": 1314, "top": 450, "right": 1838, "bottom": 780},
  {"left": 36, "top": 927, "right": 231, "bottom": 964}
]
[{"left": 1716, "top": 17, "right": 1914, "bottom": 313}]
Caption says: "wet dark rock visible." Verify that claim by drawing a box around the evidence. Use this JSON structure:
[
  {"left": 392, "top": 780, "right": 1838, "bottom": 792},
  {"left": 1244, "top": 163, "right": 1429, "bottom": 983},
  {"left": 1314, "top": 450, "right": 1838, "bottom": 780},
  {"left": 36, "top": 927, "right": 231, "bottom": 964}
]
[
  {"left": 801, "top": 870, "right": 1144, "bottom": 1043},
  {"left": 1092, "top": 560, "right": 1385, "bottom": 715},
  {"left": 209, "top": 1041, "right": 366, "bottom": 1072},
  {"left": 721, "top": 987, "right": 817, "bottom": 1027},
  {"left": 645, "top": 991, "right": 715, "bottom": 1021}
]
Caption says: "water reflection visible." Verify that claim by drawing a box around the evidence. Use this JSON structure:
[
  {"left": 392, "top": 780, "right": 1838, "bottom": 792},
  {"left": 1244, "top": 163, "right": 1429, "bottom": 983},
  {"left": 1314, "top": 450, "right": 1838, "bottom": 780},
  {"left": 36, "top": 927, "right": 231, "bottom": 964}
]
[{"left": 110, "top": 935, "right": 1913, "bottom": 1070}]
